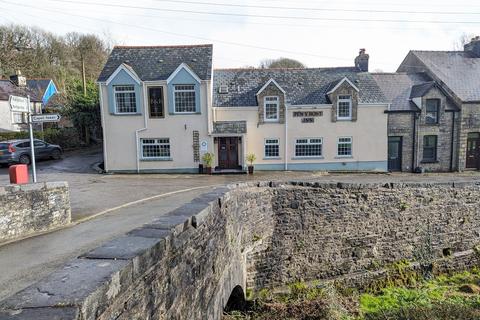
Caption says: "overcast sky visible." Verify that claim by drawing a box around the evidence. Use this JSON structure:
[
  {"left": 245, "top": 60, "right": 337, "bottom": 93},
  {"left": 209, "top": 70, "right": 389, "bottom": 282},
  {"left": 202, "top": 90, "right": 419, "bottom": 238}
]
[{"left": 0, "top": 0, "right": 478, "bottom": 71}]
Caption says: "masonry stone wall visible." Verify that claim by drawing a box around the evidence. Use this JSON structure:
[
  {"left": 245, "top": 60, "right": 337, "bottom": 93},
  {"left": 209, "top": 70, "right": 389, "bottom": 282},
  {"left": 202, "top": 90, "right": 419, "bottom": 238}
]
[
  {"left": 388, "top": 113, "right": 415, "bottom": 172},
  {"left": 257, "top": 82, "right": 285, "bottom": 124},
  {"left": 458, "top": 103, "right": 480, "bottom": 170},
  {"left": 328, "top": 81, "right": 359, "bottom": 122},
  {"left": 2, "top": 182, "right": 480, "bottom": 320},
  {"left": 0, "top": 182, "right": 71, "bottom": 244}
]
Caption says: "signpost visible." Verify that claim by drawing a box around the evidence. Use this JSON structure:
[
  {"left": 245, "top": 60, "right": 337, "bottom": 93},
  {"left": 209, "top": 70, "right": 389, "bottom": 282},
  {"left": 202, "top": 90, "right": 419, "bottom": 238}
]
[
  {"left": 9, "top": 95, "right": 61, "bottom": 183},
  {"left": 31, "top": 114, "right": 61, "bottom": 123}
]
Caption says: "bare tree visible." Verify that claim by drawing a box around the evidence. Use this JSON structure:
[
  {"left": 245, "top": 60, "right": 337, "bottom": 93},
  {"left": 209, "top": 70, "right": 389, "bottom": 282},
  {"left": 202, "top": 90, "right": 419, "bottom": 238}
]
[
  {"left": 259, "top": 57, "right": 306, "bottom": 69},
  {"left": 453, "top": 33, "right": 476, "bottom": 51}
]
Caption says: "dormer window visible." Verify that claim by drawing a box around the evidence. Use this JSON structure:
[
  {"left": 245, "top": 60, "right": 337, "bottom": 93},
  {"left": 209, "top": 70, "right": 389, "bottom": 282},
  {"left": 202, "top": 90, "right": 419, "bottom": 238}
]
[
  {"left": 425, "top": 99, "right": 440, "bottom": 124},
  {"left": 337, "top": 95, "right": 352, "bottom": 120},
  {"left": 174, "top": 84, "right": 196, "bottom": 113},
  {"left": 114, "top": 85, "right": 137, "bottom": 114},
  {"left": 264, "top": 96, "right": 279, "bottom": 122}
]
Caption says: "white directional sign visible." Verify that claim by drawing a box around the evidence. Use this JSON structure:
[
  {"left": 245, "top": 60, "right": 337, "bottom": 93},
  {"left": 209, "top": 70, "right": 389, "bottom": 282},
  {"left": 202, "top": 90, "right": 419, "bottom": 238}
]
[
  {"left": 9, "top": 95, "right": 29, "bottom": 112},
  {"left": 31, "top": 114, "right": 61, "bottom": 123}
]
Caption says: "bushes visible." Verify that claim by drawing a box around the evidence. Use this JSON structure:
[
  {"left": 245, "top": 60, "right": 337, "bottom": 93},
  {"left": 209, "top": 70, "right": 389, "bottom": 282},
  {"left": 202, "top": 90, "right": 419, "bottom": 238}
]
[{"left": 0, "top": 128, "right": 83, "bottom": 149}]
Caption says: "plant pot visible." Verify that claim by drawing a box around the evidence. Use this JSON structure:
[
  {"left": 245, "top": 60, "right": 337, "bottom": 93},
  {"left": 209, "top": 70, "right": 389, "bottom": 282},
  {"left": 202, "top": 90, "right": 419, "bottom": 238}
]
[
  {"left": 248, "top": 165, "right": 254, "bottom": 174},
  {"left": 206, "top": 166, "right": 212, "bottom": 175}
]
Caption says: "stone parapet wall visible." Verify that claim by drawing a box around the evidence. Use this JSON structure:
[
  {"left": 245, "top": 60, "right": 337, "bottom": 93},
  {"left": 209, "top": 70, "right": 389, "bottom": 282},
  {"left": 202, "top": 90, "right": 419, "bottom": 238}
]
[
  {"left": 0, "top": 182, "right": 71, "bottom": 244},
  {"left": 1, "top": 181, "right": 480, "bottom": 319}
]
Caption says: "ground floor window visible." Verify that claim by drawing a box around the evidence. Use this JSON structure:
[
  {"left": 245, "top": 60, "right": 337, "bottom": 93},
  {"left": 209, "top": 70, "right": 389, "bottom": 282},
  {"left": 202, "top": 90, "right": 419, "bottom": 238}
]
[
  {"left": 423, "top": 135, "right": 437, "bottom": 162},
  {"left": 12, "top": 112, "right": 24, "bottom": 124},
  {"left": 264, "top": 138, "right": 279, "bottom": 158},
  {"left": 337, "top": 137, "right": 353, "bottom": 156},
  {"left": 295, "top": 138, "right": 323, "bottom": 157},
  {"left": 141, "top": 138, "right": 171, "bottom": 159}
]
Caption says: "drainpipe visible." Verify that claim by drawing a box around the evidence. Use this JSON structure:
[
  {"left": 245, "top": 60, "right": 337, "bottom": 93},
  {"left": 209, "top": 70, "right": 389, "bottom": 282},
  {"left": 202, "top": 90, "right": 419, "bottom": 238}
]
[
  {"left": 449, "top": 111, "right": 455, "bottom": 171},
  {"left": 411, "top": 112, "right": 417, "bottom": 172},
  {"left": 284, "top": 104, "right": 288, "bottom": 171},
  {"left": 98, "top": 83, "right": 108, "bottom": 172},
  {"left": 135, "top": 82, "right": 148, "bottom": 173}
]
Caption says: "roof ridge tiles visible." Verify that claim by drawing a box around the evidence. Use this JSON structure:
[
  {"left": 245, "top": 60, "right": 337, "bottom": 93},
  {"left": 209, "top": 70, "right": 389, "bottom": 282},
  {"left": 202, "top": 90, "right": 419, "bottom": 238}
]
[
  {"left": 214, "top": 66, "right": 356, "bottom": 71},
  {"left": 113, "top": 44, "right": 213, "bottom": 49}
]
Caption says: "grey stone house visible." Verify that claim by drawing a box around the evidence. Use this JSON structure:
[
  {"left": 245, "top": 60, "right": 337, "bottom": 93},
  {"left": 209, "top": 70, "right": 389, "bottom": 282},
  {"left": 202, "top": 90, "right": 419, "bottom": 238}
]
[{"left": 373, "top": 36, "right": 480, "bottom": 172}]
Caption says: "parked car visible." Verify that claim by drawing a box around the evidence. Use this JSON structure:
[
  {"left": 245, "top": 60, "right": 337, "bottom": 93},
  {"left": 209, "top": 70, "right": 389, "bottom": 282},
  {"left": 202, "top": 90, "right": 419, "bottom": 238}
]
[{"left": 0, "top": 139, "right": 62, "bottom": 166}]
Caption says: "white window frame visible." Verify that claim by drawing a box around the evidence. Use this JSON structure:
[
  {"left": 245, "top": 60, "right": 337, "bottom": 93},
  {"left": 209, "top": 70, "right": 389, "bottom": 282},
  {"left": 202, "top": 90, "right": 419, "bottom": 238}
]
[
  {"left": 11, "top": 112, "right": 24, "bottom": 124},
  {"left": 337, "top": 136, "right": 353, "bottom": 157},
  {"left": 113, "top": 85, "right": 137, "bottom": 114},
  {"left": 337, "top": 95, "right": 352, "bottom": 121},
  {"left": 294, "top": 138, "right": 323, "bottom": 158},
  {"left": 140, "top": 138, "right": 171, "bottom": 160},
  {"left": 264, "top": 96, "right": 279, "bottom": 122},
  {"left": 173, "top": 84, "right": 197, "bottom": 114},
  {"left": 264, "top": 138, "right": 280, "bottom": 158}
]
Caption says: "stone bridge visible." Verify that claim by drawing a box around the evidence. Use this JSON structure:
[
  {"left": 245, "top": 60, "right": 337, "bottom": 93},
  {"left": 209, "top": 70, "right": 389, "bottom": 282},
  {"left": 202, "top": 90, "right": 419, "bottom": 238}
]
[{"left": 1, "top": 181, "right": 480, "bottom": 319}]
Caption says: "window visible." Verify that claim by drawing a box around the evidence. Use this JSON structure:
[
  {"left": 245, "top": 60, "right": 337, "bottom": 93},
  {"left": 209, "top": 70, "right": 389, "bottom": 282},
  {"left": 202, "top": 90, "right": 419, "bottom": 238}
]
[
  {"left": 114, "top": 85, "right": 137, "bottom": 114},
  {"left": 264, "top": 139, "right": 279, "bottom": 158},
  {"left": 337, "top": 137, "right": 353, "bottom": 156},
  {"left": 423, "top": 135, "right": 437, "bottom": 162},
  {"left": 174, "top": 84, "right": 196, "bottom": 113},
  {"left": 148, "top": 87, "right": 164, "bottom": 118},
  {"left": 264, "top": 96, "right": 279, "bottom": 121},
  {"left": 12, "top": 112, "right": 23, "bottom": 124},
  {"left": 425, "top": 99, "right": 440, "bottom": 124},
  {"left": 141, "top": 138, "right": 171, "bottom": 159},
  {"left": 337, "top": 95, "right": 352, "bottom": 120},
  {"left": 295, "top": 138, "right": 323, "bottom": 157}
]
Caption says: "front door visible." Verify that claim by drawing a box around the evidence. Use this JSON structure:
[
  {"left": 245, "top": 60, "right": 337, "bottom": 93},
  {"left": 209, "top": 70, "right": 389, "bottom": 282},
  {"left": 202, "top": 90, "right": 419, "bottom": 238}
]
[
  {"left": 466, "top": 133, "right": 480, "bottom": 169},
  {"left": 218, "top": 137, "right": 239, "bottom": 169},
  {"left": 388, "top": 136, "right": 402, "bottom": 172}
]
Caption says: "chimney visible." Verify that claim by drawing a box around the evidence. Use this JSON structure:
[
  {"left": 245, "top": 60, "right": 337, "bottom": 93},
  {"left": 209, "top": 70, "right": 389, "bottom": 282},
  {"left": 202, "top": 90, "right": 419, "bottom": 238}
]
[
  {"left": 10, "top": 70, "right": 26, "bottom": 87},
  {"left": 355, "top": 48, "right": 369, "bottom": 72},
  {"left": 464, "top": 36, "right": 480, "bottom": 58}
]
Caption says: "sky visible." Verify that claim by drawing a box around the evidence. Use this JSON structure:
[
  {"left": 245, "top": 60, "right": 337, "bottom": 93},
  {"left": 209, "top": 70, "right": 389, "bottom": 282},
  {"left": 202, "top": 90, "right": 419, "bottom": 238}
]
[{"left": 0, "top": 0, "right": 478, "bottom": 71}]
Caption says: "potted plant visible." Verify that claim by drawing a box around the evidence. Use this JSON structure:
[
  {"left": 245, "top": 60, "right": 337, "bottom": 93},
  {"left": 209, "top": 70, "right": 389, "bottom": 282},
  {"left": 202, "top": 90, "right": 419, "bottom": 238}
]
[
  {"left": 246, "top": 153, "right": 256, "bottom": 174},
  {"left": 202, "top": 152, "right": 214, "bottom": 174}
]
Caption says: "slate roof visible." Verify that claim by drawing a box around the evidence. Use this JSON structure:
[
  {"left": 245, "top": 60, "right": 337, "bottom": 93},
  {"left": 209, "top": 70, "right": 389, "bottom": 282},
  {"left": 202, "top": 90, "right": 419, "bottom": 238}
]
[
  {"left": 404, "top": 51, "right": 480, "bottom": 102},
  {"left": 409, "top": 81, "right": 435, "bottom": 99},
  {"left": 213, "top": 67, "right": 386, "bottom": 107},
  {"left": 371, "top": 73, "right": 432, "bottom": 112},
  {"left": 26, "top": 79, "right": 51, "bottom": 96},
  {"left": 97, "top": 44, "right": 213, "bottom": 82},
  {"left": 213, "top": 121, "right": 247, "bottom": 134},
  {"left": 0, "top": 80, "right": 42, "bottom": 102}
]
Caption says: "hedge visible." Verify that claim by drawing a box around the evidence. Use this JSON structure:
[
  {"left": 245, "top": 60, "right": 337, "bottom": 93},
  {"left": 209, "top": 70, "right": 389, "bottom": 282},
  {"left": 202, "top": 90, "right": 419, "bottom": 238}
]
[{"left": 0, "top": 128, "right": 83, "bottom": 150}]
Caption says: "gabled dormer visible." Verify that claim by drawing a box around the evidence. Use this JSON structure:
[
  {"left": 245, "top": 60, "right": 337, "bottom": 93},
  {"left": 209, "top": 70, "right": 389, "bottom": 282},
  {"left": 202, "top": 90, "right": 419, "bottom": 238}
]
[
  {"left": 167, "top": 62, "right": 202, "bottom": 115},
  {"left": 256, "top": 79, "right": 286, "bottom": 124},
  {"left": 327, "top": 77, "right": 360, "bottom": 122},
  {"left": 409, "top": 81, "right": 458, "bottom": 125},
  {"left": 106, "top": 63, "right": 143, "bottom": 115}
]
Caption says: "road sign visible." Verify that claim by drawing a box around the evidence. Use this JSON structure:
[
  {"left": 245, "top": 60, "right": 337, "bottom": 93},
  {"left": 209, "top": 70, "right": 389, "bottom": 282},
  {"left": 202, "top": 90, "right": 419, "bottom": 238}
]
[
  {"left": 31, "top": 114, "right": 61, "bottom": 123},
  {"left": 9, "top": 95, "right": 29, "bottom": 112}
]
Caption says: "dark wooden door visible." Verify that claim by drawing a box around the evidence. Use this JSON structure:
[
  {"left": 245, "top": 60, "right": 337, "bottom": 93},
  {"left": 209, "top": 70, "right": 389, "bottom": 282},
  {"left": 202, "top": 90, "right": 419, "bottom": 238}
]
[
  {"left": 466, "top": 133, "right": 480, "bottom": 169},
  {"left": 218, "top": 137, "right": 239, "bottom": 169},
  {"left": 388, "top": 136, "right": 402, "bottom": 172}
]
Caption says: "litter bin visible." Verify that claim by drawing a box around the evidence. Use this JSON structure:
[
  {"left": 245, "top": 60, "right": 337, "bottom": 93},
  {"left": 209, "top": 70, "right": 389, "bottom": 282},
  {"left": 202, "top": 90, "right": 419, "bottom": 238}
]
[{"left": 9, "top": 164, "right": 29, "bottom": 184}]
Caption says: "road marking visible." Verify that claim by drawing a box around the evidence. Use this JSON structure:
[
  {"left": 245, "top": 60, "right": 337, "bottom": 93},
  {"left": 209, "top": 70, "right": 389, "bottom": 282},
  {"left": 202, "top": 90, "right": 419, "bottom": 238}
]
[{"left": 72, "top": 184, "right": 220, "bottom": 225}]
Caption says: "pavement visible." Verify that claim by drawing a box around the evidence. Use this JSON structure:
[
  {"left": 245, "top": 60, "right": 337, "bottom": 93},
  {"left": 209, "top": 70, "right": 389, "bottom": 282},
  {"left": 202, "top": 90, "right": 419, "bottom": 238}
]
[{"left": 1, "top": 148, "right": 480, "bottom": 300}]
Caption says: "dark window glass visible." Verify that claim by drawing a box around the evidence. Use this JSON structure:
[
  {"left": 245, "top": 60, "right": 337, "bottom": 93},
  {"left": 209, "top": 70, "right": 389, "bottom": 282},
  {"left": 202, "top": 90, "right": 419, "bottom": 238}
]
[
  {"left": 423, "top": 135, "right": 437, "bottom": 161},
  {"left": 148, "top": 87, "right": 164, "bottom": 118},
  {"left": 17, "top": 142, "right": 29, "bottom": 148},
  {"left": 425, "top": 99, "right": 440, "bottom": 124}
]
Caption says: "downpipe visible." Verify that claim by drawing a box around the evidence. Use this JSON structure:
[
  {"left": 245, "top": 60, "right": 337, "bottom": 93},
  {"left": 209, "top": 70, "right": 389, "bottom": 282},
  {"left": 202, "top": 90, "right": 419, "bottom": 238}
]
[{"left": 135, "top": 83, "right": 148, "bottom": 173}]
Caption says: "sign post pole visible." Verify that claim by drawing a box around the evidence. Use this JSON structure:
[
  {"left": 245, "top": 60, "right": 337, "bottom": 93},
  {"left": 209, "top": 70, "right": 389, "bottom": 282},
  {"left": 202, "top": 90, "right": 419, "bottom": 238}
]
[{"left": 27, "top": 96, "right": 37, "bottom": 183}]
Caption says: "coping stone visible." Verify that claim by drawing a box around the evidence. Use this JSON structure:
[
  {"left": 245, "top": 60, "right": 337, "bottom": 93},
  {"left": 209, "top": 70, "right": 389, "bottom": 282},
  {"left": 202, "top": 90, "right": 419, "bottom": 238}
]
[
  {"left": 0, "top": 259, "right": 131, "bottom": 310},
  {"left": 127, "top": 227, "right": 171, "bottom": 239},
  {"left": 0, "top": 307, "right": 79, "bottom": 320},
  {"left": 81, "top": 235, "right": 161, "bottom": 260}
]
